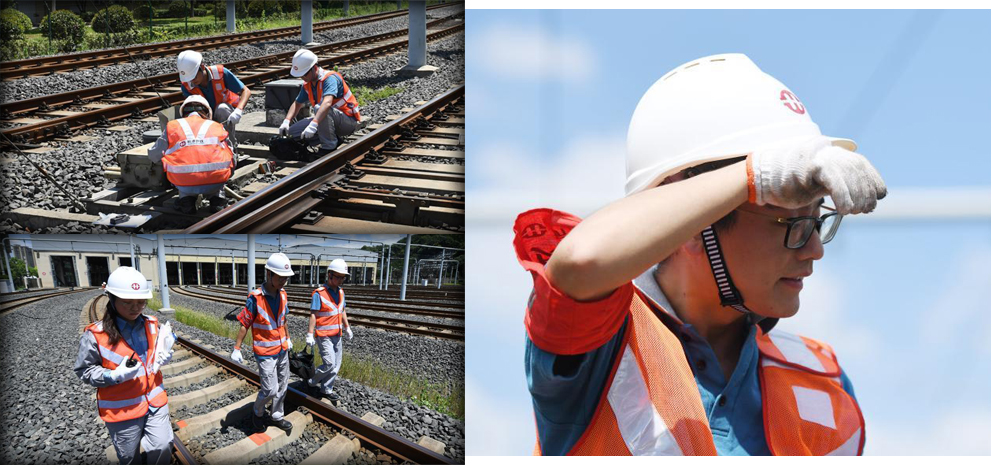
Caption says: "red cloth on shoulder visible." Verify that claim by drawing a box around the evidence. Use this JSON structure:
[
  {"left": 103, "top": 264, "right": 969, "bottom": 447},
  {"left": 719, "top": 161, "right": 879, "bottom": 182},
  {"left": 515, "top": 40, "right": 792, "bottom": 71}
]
[{"left": 513, "top": 208, "right": 634, "bottom": 355}]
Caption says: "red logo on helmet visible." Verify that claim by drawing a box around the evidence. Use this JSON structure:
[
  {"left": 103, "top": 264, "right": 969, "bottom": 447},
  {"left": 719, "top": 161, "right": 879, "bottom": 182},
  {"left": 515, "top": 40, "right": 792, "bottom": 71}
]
[
  {"left": 780, "top": 90, "right": 805, "bottom": 114},
  {"left": 284, "top": 264, "right": 289, "bottom": 269},
  {"left": 131, "top": 283, "right": 140, "bottom": 290}
]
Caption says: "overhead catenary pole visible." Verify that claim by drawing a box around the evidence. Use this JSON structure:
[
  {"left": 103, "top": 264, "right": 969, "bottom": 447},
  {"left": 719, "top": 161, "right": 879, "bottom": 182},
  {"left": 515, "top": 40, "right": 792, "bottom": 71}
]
[
  {"left": 2, "top": 239, "right": 15, "bottom": 292},
  {"left": 231, "top": 250, "right": 236, "bottom": 288},
  {"left": 156, "top": 234, "right": 172, "bottom": 313},
  {"left": 226, "top": 0, "right": 235, "bottom": 33},
  {"left": 400, "top": 235, "right": 411, "bottom": 300},
  {"left": 129, "top": 234, "right": 136, "bottom": 271},
  {"left": 301, "top": 0, "right": 313, "bottom": 44},
  {"left": 437, "top": 247, "right": 445, "bottom": 289},
  {"left": 248, "top": 235, "right": 256, "bottom": 293}
]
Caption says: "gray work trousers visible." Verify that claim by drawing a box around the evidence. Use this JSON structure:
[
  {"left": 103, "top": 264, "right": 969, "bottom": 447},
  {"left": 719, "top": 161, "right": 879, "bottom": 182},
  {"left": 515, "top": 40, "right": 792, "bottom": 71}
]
[
  {"left": 288, "top": 106, "right": 362, "bottom": 150},
  {"left": 254, "top": 351, "right": 290, "bottom": 420},
  {"left": 309, "top": 335, "right": 343, "bottom": 394},
  {"left": 105, "top": 404, "right": 173, "bottom": 465},
  {"left": 213, "top": 103, "right": 239, "bottom": 152}
]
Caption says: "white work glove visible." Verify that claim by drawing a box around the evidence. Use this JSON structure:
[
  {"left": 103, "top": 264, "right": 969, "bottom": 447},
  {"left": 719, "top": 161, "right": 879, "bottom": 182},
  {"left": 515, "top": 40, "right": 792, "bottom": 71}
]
[
  {"left": 301, "top": 120, "right": 319, "bottom": 140},
  {"left": 345, "top": 326, "right": 353, "bottom": 341},
  {"left": 305, "top": 333, "right": 315, "bottom": 347},
  {"left": 287, "top": 339, "right": 294, "bottom": 352},
  {"left": 227, "top": 108, "right": 243, "bottom": 126},
  {"left": 278, "top": 119, "right": 291, "bottom": 137},
  {"left": 108, "top": 356, "right": 144, "bottom": 384},
  {"left": 150, "top": 349, "right": 174, "bottom": 375},
  {"left": 230, "top": 348, "right": 244, "bottom": 364},
  {"left": 749, "top": 136, "right": 887, "bottom": 214}
]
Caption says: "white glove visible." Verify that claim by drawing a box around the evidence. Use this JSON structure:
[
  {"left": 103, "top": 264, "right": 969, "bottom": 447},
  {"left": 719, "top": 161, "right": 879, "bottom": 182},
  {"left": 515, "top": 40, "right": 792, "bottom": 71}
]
[
  {"left": 227, "top": 108, "right": 243, "bottom": 126},
  {"left": 301, "top": 120, "right": 319, "bottom": 140},
  {"left": 278, "top": 119, "right": 291, "bottom": 137},
  {"left": 108, "top": 355, "right": 144, "bottom": 384},
  {"left": 305, "top": 333, "right": 315, "bottom": 347},
  {"left": 150, "top": 349, "right": 174, "bottom": 375},
  {"left": 287, "top": 339, "right": 293, "bottom": 352},
  {"left": 230, "top": 348, "right": 244, "bottom": 364},
  {"left": 157, "top": 322, "right": 176, "bottom": 354},
  {"left": 345, "top": 326, "right": 353, "bottom": 341},
  {"left": 749, "top": 136, "right": 887, "bottom": 214}
]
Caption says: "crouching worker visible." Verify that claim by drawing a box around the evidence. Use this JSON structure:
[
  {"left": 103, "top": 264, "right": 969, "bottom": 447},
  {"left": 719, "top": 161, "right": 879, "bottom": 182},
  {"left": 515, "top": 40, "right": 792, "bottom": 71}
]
[
  {"left": 305, "top": 259, "right": 354, "bottom": 402},
  {"left": 73, "top": 267, "right": 177, "bottom": 465},
  {"left": 230, "top": 253, "right": 296, "bottom": 434},
  {"left": 148, "top": 94, "right": 236, "bottom": 214},
  {"left": 278, "top": 49, "right": 363, "bottom": 154}
]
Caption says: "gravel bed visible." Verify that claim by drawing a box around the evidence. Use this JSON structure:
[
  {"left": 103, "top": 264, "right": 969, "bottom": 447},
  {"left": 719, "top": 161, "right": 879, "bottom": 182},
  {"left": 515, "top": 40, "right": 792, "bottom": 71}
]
[
  {"left": 0, "top": 287, "right": 72, "bottom": 303},
  {"left": 166, "top": 288, "right": 463, "bottom": 389},
  {"left": 0, "top": 289, "right": 117, "bottom": 465}
]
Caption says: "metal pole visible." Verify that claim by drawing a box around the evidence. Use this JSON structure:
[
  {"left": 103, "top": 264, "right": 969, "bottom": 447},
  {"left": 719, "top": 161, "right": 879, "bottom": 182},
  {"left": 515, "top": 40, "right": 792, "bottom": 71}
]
[
  {"left": 231, "top": 250, "right": 236, "bottom": 288},
  {"left": 248, "top": 234, "right": 256, "bottom": 293},
  {"left": 226, "top": 0, "right": 235, "bottom": 32},
  {"left": 157, "top": 235, "right": 171, "bottom": 310},
  {"left": 301, "top": 0, "right": 313, "bottom": 44},
  {"left": 343, "top": 0, "right": 349, "bottom": 17},
  {"left": 2, "top": 239, "right": 15, "bottom": 291},
  {"left": 400, "top": 235, "right": 411, "bottom": 300},
  {"left": 407, "top": 0, "right": 427, "bottom": 68},
  {"left": 386, "top": 243, "right": 392, "bottom": 288},
  {"left": 437, "top": 247, "right": 445, "bottom": 289},
  {"left": 129, "top": 234, "right": 136, "bottom": 270}
]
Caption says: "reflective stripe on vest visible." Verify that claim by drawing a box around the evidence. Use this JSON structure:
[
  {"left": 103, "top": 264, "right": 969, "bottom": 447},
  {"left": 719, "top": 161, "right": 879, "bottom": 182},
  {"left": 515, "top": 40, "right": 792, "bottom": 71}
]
[
  {"left": 312, "top": 286, "right": 344, "bottom": 337},
  {"left": 86, "top": 316, "right": 168, "bottom": 423},
  {"left": 542, "top": 291, "right": 864, "bottom": 456},
  {"left": 248, "top": 288, "right": 290, "bottom": 356},
  {"left": 162, "top": 116, "right": 234, "bottom": 187},
  {"left": 304, "top": 70, "right": 361, "bottom": 122},
  {"left": 181, "top": 64, "right": 240, "bottom": 108}
]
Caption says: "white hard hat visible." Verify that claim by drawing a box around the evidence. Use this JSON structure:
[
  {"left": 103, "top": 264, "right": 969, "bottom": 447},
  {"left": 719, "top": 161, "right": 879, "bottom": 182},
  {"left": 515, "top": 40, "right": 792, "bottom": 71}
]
[
  {"left": 265, "top": 253, "right": 295, "bottom": 277},
  {"left": 180, "top": 94, "right": 212, "bottom": 120},
  {"left": 327, "top": 259, "right": 349, "bottom": 275},
  {"left": 625, "top": 53, "right": 857, "bottom": 196},
  {"left": 177, "top": 50, "right": 203, "bottom": 83},
  {"left": 106, "top": 267, "right": 152, "bottom": 300},
  {"left": 290, "top": 49, "right": 318, "bottom": 78}
]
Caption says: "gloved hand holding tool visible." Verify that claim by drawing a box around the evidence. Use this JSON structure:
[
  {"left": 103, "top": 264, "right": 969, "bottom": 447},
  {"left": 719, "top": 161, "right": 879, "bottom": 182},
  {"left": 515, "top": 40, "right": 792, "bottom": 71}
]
[
  {"left": 227, "top": 108, "right": 243, "bottom": 126},
  {"left": 278, "top": 119, "right": 291, "bottom": 137},
  {"left": 108, "top": 353, "right": 144, "bottom": 384},
  {"left": 305, "top": 333, "right": 315, "bottom": 347}
]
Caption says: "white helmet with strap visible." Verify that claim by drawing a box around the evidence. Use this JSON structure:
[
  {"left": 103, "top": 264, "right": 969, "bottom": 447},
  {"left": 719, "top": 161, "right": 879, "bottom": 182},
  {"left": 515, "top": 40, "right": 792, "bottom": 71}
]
[
  {"left": 265, "top": 253, "right": 295, "bottom": 277},
  {"left": 327, "top": 259, "right": 349, "bottom": 275},
  {"left": 106, "top": 267, "right": 152, "bottom": 300},
  {"left": 177, "top": 50, "right": 203, "bottom": 84},
  {"left": 290, "top": 49, "right": 318, "bottom": 78},
  {"left": 180, "top": 94, "right": 212, "bottom": 120},
  {"left": 625, "top": 53, "right": 857, "bottom": 196}
]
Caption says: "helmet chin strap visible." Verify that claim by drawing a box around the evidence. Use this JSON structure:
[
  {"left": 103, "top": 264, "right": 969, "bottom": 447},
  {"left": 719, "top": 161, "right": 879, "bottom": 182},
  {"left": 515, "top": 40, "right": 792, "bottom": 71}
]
[{"left": 699, "top": 225, "right": 778, "bottom": 333}]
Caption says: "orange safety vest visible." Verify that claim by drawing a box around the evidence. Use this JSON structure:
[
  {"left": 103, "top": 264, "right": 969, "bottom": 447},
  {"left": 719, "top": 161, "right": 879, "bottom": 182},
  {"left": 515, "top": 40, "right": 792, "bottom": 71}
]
[
  {"left": 304, "top": 69, "right": 361, "bottom": 122},
  {"left": 86, "top": 315, "right": 168, "bottom": 423},
  {"left": 312, "top": 286, "right": 345, "bottom": 337},
  {"left": 248, "top": 288, "right": 291, "bottom": 357},
  {"left": 540, "top": 291, "right": 865, "bottom": 456},
  {"left": 162, "top": 115, "right": 234, "bottom": 187},
  {"left": 181, "top": 64, "right": 240, "bottom": 108}
]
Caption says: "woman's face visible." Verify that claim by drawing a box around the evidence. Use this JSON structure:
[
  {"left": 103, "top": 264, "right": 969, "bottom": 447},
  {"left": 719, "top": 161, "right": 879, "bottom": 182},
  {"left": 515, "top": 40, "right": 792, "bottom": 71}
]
[{"left": 116, "top": 298, "right": 147, "bottom": 322}]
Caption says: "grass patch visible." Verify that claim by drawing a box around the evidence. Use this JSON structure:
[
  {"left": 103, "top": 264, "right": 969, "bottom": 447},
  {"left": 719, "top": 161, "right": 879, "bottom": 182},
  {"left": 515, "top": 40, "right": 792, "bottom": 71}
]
[
  {"left": 351, "top": 85, "right": 405, "bottom": 106},
  {"left": 150, "top": 293, "right": 462, "bottom": 419}
]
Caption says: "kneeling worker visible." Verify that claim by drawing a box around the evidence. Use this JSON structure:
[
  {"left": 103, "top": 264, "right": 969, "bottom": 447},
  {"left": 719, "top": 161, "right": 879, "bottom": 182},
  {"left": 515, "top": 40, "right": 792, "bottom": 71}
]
[
  {"left": 148, "top": 95, "right": 236, "bottom": 214},
  {"left": 305, "top": 258, "right": 354, "bottom": 401},
  {"left": 177, "top": 49, "right": 251, "bottom": 149},
  {"left": 231, "top": 253, "right": 296, "bottom": 433},
  {"left": 74, "top": 267, "right": 177, "bottom": 465},
  {"left": 279, "top": 49, "right": 363, "bottom": 153}
]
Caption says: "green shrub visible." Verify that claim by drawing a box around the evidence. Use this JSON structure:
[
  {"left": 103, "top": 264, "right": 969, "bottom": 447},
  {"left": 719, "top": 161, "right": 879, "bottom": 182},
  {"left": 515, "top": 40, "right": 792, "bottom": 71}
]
[
  {"left": 133, "top": 4, "right": 156, "bottom": 24},
  {"left": 167, "top": 0, "right": 190, "bottom": 18},
  {"left": 0, "top": 8, "right": 31, "bottom": 43},
  {"left": 247, "top": 0, "right": 281, "bottom": 18},
  {"left": 38, "top": 9, "right": 86, "bottom": 52},
  {"left": 278, "top": 0, "right": 299, "bottom": 13},
  {"left": 193, "top": 7, "right": 208, "bottom": 16},
  {"left": 91, "top": 5, "right": 135, "bottom": 34}
]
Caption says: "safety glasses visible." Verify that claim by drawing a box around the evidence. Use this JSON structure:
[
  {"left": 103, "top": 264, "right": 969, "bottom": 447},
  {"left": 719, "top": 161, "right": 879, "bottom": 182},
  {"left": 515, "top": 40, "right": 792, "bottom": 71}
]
[{"left": 737, "top": 205, "right": 842, "bottom": 249}]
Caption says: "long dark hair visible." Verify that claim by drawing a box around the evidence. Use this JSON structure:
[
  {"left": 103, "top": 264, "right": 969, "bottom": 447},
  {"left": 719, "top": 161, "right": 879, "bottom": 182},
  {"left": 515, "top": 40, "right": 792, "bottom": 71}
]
[{"left": 102, "top": 297, "right": 123, "bottom": 347}]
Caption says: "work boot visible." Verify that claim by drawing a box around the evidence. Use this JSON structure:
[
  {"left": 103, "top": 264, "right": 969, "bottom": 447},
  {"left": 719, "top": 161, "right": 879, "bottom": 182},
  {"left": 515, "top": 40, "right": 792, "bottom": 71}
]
[
  {"left": 176, "top": 196, "right": 196, "bottom": 214},
  {"left": 322, "top": 391, "right": 338, "bottom": 402},
  {"left": 267, "top": 416, "right": 293, "bottom": 433},
  {"left": 208, "top": 196, "right": 227, "bottom": 213},
  {"left": 252, "top": 412, "right": 266, "bottom": 433}
]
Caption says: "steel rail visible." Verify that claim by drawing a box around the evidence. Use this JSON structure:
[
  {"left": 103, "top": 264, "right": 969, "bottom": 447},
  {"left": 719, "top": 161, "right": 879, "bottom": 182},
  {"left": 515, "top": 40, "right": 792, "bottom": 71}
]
[
  {"left": 193, "top": 286, "right": 464, "bottom": 316},
  {"left": 0, "top": 6, "right": 450, "bottom": 78},
  {"left": 173, "top": 336, "right": 455, "bottom": 464},
  {"left": 0, "top": 19, "right": 463, "bottom": 145},
  {"left": 0, "top": 287, "right": 96, "bottom": 314},
  {"left": 183, "top": 83, "right": 464, "bottom": 233}
]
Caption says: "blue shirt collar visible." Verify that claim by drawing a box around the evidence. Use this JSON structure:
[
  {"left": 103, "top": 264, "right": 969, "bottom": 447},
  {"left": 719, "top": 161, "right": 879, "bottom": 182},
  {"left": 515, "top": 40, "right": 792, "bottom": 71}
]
[{"left": 115, "top": 313, "right": 146, "bottom": 330}]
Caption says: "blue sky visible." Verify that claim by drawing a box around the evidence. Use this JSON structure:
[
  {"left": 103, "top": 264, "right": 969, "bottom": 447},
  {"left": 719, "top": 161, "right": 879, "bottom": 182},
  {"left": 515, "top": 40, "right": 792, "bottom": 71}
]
[{"left": 464, "top": 9, "right": 990, "bottom": 455}]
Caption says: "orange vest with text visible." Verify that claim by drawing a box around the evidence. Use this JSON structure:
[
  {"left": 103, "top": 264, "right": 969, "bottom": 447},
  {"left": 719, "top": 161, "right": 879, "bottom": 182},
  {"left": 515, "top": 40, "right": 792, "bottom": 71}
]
[
  {"left": 162, "top": 115, "right": 234, "bottom": 187},
  {"left": 248, "top": 288, "right": 291, "bottom": 357},
  {"left": 312, "top": 285, "right": 345, "bottom": 337},
  {"left": 86, "top": 315, "right": 168, "bottom": 423}
]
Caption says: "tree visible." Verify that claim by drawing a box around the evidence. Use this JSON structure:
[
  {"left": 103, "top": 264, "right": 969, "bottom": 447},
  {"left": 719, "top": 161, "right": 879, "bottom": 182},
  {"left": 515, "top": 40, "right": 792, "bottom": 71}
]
[{"left": 0, "top": 257, "right": 30, "bottom": 290}]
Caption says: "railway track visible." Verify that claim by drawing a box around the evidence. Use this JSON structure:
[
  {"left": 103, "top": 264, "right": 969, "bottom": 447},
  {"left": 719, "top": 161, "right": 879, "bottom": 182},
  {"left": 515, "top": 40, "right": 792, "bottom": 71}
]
[
  {"left": 194, "top": 285, "right": 465, "bottom": 317},
  {"left": 149, "top": 335, "right": 456, "bottom": 464},
  {"left": 0, "top": 287, "right": 95, "bottom": 314},
  {"left": 0, "top": 6, "right": 451, "bottom": 80},
  {"left": 170, "top": 286, "right": 464, "bottom": 341}
]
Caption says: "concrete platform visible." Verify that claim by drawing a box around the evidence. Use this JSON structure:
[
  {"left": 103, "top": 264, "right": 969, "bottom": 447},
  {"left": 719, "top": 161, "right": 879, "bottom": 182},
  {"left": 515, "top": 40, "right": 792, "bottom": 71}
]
[{"left": 204, "top": 411, "right": 313, "bottom": 465}]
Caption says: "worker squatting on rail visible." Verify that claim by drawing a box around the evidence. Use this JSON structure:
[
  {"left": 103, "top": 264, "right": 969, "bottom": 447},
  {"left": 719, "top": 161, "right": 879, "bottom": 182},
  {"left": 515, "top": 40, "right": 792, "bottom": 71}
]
[
  {"left": 304, "top": 258, "right": 355, "bottom": 402},
  {"left": 147, "top": 95, "right": 237, "bottom": 214},
  {"left": 278, "top": 49, "right": 364, "bottom": 153},
  {"left": 231, "top": 252, "right": 296, "bottom": 434},
  {"left": 176, "top": 49, "right": 251, "bottom": 151},
  {"left": 74, "top": 267, "right": 177, "bottom": 465},
  {"left": 514, "top": 54, "right": 888, "bottom": 456}
]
